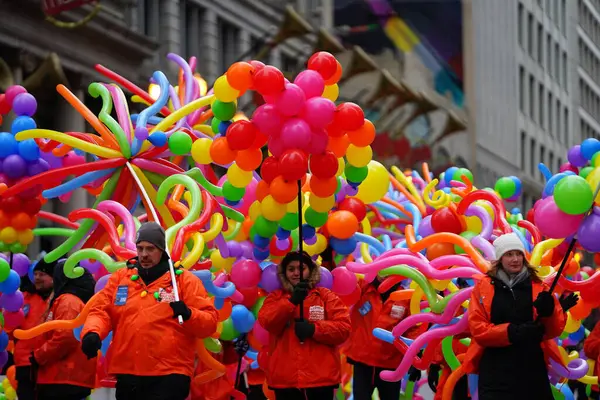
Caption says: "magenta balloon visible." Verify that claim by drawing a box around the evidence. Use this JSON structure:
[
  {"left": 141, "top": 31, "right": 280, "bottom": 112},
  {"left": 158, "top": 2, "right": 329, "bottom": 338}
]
[
  {"left": 2, "top": 290, "right": 24, "bottom": 312},
  {"left": 11, "top": 253, "right": 30, "bottom": 277},
  {"left": 267, "top": 136, "right": 285, "bottom": 157},
  {"left": 294, "top": 70, "right": 325, "bottom": 99},
  {"left": 275, "top": 83, "right": 306, "bottom": 117},
  {"left": 301, "top": 97, "right": 335, "bottom": 129},
  {"left": 62, "top": 152, "right": 85, "bottom": 168},
  {"left": 316, "top": 266, "right": 333, "bottom": 289},
  {"left": 95, "top": 274, "right": 111, "bottom": 293},
  {"left": 559, "top": 163, "right": 578, "bottom": 174},
  {"left": 231, "top": 259, "right": 261, "bottom": 289},
  {"left": 331, "top": 267, "right": 357, "bottom": 296},
  {"left": 253, "top": 321, "right": 270, "bottom": 346},
  {"left": 259, "top": 264, "right": 281, "bottom": 292},
  {"left": 3, "top": 309, "right": 24, "bottom": 328},
  {"left": 307, "top": 128, "right": 328, "bottom": 155},
  {"left": 4, "top": 85, "right": 27, "bottom": 106},
  {"left": 280, "top": 118, "right": 311, "bottom": 150},
  {"left": 252, "top": 104, "right": 283, "bottom": 136},
  {"left": 534, "top": 196, "right": 584, "bottom": 239}
]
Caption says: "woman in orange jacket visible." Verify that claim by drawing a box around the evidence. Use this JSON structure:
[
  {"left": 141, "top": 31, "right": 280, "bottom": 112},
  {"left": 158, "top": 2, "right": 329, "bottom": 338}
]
[
  {"left": 30, "top": 260, "right": 96, "bottom": 400},
  {"left": 80, "top": 222, "right": 219, "bottom": 400},
  {"left": 341, "top": 277, "right": 424, "bottom": 400},
  {"left": 12, "top": 259, "right": 54, "bottom": 400},
  {"left": 258, "top": 251, "right": 351, "bottom": 400},
  {"left": 464, "top": 233, "right": 571, "bottom": 400}
]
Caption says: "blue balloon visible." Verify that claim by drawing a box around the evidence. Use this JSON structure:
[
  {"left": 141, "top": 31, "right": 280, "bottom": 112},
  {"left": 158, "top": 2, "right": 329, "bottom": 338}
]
[
  {"left": 276, "top": 227, "right": 291, "bottom": 240},
  {"left": 543, "top": 172, "right": 575, "bottom": 198},
  {"left": 581, "top": 138, "right": 600, "bottom": 160},
  {"left": 0, "top": 331, "right": 8, "bottom": 351},
  {"left": 330, "top": 236, "right": 357, "bottom": 255},
  {"left": 101, "top": 331, "right": 113, "bottom": 356},
  {"left": 253, "top": 234, "right": 270, "bottom": 248},
  {"left": 301, "top": 224, "right": 316, "bottom": 239},
  {"left": 219, "top": 121, "right": 232, "bottom": 134},
  {"left": 0, "top": 133, "right": 18, "bottom": 158},
  {"left": 73, "top": 325, "right": 83, "bottom": 341},
  {"left": 148, "top": 131, "right": 167, "bottom": 147},
  {"left": 253, "top": 248, "right": 269, "bottom": 261},
  {"left": 0, "top": 270, "right": 21, "bottom": 293},
  {"left": 18, "top": 139, "right": 40, "bottom": 161},
  {"left": 10, "top": 116, "right": 36, "bottom": 134},
  {"left": 444, "top": 167, "right": 458, "bottom": 185},
  {"left": 43, "top": 168, "right": 115, "bottom": 198},
  {"left": 511, "top": 207, "right": 521, "bottom": 215},
  {"left": 231, "top": 304, "right": 255, "bottom": 333}
]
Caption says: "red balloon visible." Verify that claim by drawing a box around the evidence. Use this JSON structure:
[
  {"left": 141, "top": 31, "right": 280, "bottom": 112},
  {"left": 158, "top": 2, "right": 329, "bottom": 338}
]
[
  {"left": 226, "top": 120, "right": 257, "bottom": 151},
  {"left": 431, "top": 207, "right": 463, "bottom": 234},
  {"left": 0, "top": 95, "right": 10, "bottom": 115},
  {"left": 279, "top": 149, "right": 308, "bottom": 181},
  {"left": 333, "top": 103, "right": 365, "bottom": 131},
  {"left": 526, "top": 207, "right": 535, "bottom": 224},
  {"left": 1, "top": 196, "right": 21, "bottom": 214},
  {"left": 309, "top": 151, "right": 338, "bottom": 179},
  {"left": 253, "top": 66, "right": 285, "bottom": 96},
  {"left": 326, "top": 124, "right": 345, "bottom": 137},
  {"left": 339, "top": 198, "right": 367, "bottom": 221},
  {"left": 595, "top": 253, "right": 600, "bottom": 268},
  {"left": 238, "top": 286, "right": 259, "bottom": 308},
  {"left": 260, "top": 156, "right": 280, "bottom": 183},
  {"left": 307, "top": 52, "right": 338, "bottom": 81}
]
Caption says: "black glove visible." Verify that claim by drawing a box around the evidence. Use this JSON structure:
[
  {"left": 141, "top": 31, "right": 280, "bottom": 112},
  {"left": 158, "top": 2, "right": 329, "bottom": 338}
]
[
  {"left": 294, "top": 319, "right": 315, "bottom": 341},
  {"left": 234, "top": 334, "right": 250, "bottom": 356},
  {"left": 170, "top": 300, "right": 192, "bottom": 321},
  {"left": 559, "top": 292, "right": 579, "bottom": 312},
  {"left": 408, "top": 366, "right": 422, "bottom": 382},
  {"left": 508, "top": 322, "right": 545, "bottom": 345},
  {"left": 81, "top": 332, "right": 102, "bottom": 360},
  {"left": 290, "top": 281, "right": 310, "bottom": 305},
  {"left": 533, "top": 291, "right": 555, "bottom": 318},
  {"left": 428, "top": 364, "right": 441, "bottom": 392}
]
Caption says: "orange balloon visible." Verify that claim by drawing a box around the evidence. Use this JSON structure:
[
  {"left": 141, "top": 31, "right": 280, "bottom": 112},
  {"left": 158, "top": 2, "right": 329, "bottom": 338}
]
[
  {"left": 309, "top": 176, "right": 338, "bottom": 198},
  {"left": 564, "top": 259, "right": 580, "bottom": 276},
  {"left": 11, "top": 212, "right": 31, "bottom": 231},
  {"left": 236, "top": 148, "right": 263, "bottom": 171},
  {"left": 210, "top": 137, "right": 237, "bottom": 165},
  {"left": 263, "top": 381, "right": 276, "bottom": 400},
  {"left": 326, "top": 210, "right": 359, "bottom": 239},
  {"left": 570, "top": 297, "right": 592, "bottom": 320},
  {"left": 242, "top": 217, "right": 253, "bottom": 236},
  {"left": 217, "top": 300, "right": 232, "bottom": 321},
  {"left": 426, "top": 242, "right": 456, "bottom": 260},
  {"left": 324, "top": 60, "right": 343, "bottom": 85},
  {"left": 327, "top": 135, "right": 350, "bottom": 158},
  {"left": 256, "top": 180, "right": 270, "bottom": 202},
  {"left": 7, "top": 365, "right": 16, "bottom": 389},
  {"left": 226, "top": 62, "right": 255, "bottom": 91},
  {"left": 270, "top": 176, "right": 297, "bottom": 203},
  {"left": 347, "top": 119, "right": 376, "bottom": 147},
  {"left": 247, "top": 331, "right": 262, "bottom": 350}
]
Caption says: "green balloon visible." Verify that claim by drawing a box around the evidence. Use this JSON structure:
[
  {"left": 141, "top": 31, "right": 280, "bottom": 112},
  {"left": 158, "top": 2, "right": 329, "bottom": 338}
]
[
  {"left": 220, "top": 317, "right": 240, "bottom": 340},
  {"left": 212, "top": 100, "right": 237, "bottom": 121},
  {"left": 222, "top": 181, "right": 245, "bottom": 201},
  {"left": 252, "top": 296, "right": 266, "bottom": 318},
  {"left": 494, "top": 177, "right": 516, "bottom": 199},
  {"left": 0, "top": 242, "right": 7, "bottom": 253},
  {"left": 254, "top": 216, "right": 278, "bottom": 237},
  {"left": 0, "top": 259, "right": 10, "bottom": 282},
  {"left": 305, "top": 207, "right": 328, "bottom": 227},
  {"left": 168, "top": 131, "right": 193, "bottom": 156},
  {"left": 345, "top": 164, "right": 368, "bottom": 183},
  {"left": 454, "top": 231, "right": 477, "bottom": 254},
  {"left": 203, "top": 337, "right": 222, "bottom": 353},
  {"left": 10, "top": 243, "right": 26, "bottom": 253},
  {"left": 280, "top": 212, "right": 299, "bottom": 231},
  {"left": 580, "top": 166, "right": 594, "bottom": 179},
  {"left": 452, "top": 168, "right": 473, "bottom": 184},
  {"left": 211, "top": 117, "right": 221, "bottom": 133},
  {"left": 554, "top": 175, "right": 593, "bottom": 215},
  {"left": 334, "top": 176, "right": 342, "bottom": 194}
]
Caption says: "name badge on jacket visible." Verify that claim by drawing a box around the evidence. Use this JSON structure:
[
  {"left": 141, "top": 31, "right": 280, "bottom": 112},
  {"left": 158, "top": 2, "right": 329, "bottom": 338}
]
[
  {"left": 115, "top": 286, "right": 129, "bottom": 306},
  {"left": 359, "top": 300, "right": 372, "bottom": 316}
]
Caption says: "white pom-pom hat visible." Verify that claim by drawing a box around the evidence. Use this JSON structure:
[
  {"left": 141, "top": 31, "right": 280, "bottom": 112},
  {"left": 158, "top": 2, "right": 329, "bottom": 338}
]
[{"left": 493, "top": 233, "right": 526, "bottom": 260}]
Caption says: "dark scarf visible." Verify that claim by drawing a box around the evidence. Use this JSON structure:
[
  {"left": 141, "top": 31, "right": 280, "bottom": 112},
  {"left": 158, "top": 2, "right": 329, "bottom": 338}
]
[{"left": 137, "top": 253, "right": 171, "bottom": 285}]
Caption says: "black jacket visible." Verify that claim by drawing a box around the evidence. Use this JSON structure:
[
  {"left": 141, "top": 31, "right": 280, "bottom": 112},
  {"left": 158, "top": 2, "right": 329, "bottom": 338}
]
[{"left": 49, "top": 260, "right": 95, "bottom": 310}]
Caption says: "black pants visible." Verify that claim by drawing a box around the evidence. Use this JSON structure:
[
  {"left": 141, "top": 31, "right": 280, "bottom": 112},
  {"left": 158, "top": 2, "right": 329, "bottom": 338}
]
[
  {"left": 36, "top": 383, "right": 91, "bottom": 400},
  {"left": 15, "top": 366, "right": 36, "bottom": 400},
  {"left": 115, "top": 374, "right": 191, "bottom": 400},
  {"left": 352, "top": 361, "right": 401, "bottom": 400},
  {"left": 237, "top": 383, "right": 267, "bottom": 400},
  {"left": 273, "top": 386, "right": 336, "bottom": 400}
]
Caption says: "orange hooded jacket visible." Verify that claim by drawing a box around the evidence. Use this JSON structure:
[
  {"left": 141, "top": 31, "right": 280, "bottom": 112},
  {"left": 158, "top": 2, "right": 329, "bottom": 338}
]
[
  {"left": 81, "top": 267, "right": 218, "bottom": 377},
  {"left": 257, "top": 264, "right": 351, "bottom": 389},
  {"left": 463, "top": 275, "right": 566, "bottom": 374},
  {"left": 341, "top": 280, "right": 425, "bottom": 369},
  {"left": 12, "top": 292, "right": 49, "bottom": 367},
  {"left": 583, "top": 323, "right": 600, "bottom": 392},
  {"left": 34, "top": 293, "right": 97, "bottom": 388}
]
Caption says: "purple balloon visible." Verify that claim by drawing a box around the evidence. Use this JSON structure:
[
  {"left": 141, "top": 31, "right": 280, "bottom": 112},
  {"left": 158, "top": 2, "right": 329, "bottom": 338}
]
[
  {"left": 95, "top": 274, "right": 111, "bottom": 293},
  {"left": 259, "top": 264, "right": 281, "bottom": 292},
  {"left": 2, "top": 290, "right": 24, "bottom": 312},
  {"left": 418, "top": 215, "right": 434, "bottom": 237},
  {"left": 578, "top": 213, "right": 600, "bottom": 252},
  {"left": 12, "top": 93, "right": 37, "bottom": 117},
  {"left": 11, "top": 253, "right": 30, "bottom": 277},
  {"left": 80, "top": 259, "right": 101, "bottom": 274},
  {"left": 3, "top": 154, "right": 27, "bottom": 179},
  {"left": 27, "top": 158, "right": 50, "bottom": 176},
  {"left": 316, "top": 267, "right": 333, "bottom": 289},
  {"left": 304, "top": 235, "right": 317, "bottom": 245},
  {"left": 568, "top": 145, "right": 588, "bottom": 168},
  {"left": 0, "top": 350, "right": 8, "bottom": 369},
  {"left": 40, "top": 151, "right": 62, "bottom": 169},
  {"left": 227, "top": 241, "right": 244, "bottom": 258}
]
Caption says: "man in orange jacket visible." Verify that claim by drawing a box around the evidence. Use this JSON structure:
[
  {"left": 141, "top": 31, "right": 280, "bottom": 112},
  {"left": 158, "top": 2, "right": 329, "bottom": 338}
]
[
  {"left": 80, "top": 222, "right": 219, "bottom": 400},
  {"left": 13, "top": 259, "right": 54, "bottom": 400}
]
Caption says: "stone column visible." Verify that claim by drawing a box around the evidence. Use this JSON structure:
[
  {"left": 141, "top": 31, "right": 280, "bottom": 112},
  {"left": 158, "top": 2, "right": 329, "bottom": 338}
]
[{"left": 200, "top": 9, "right": 219, "bottom": 83}]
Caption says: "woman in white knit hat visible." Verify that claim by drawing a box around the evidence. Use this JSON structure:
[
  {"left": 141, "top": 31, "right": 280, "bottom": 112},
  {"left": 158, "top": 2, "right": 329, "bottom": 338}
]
[{"left": 463, "top": 232, "right": 577, "bottom": 400}]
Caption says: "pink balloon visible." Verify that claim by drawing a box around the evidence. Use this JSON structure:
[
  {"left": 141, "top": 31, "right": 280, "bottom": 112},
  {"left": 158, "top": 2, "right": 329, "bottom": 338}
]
[
  {"left": 331, "top": 267, "right": 357, "bottom": 296},
  {"left": 231, "top": 260, "right": 262, "bottom": 289},
  {"left": 252, "top": 104, "right": 283, "bottom": 136},
  {"left": 559, "top": 162, "right": 579, "bottom": 174},
  {"left": 63, "top": 151, "right": 85, "bottom": 168},
  {"left": 534, "top": 196, "right": 584, "bottom": 239},
  {"left": 3, "top": 309, "right": 24, "bottom": 329},
  {"left": 301, "top": 97, "right": 335, "bottom": 129},
  {"left": 253, "top": 321, "right": 270, "bottom": 346},
  {"left": 294, "top": 70, "right": 325, "bottom": 99},
  {"left": 275, "top": 83, "right": 306, "bottom": 117},
  {"left": 268, "top": 136, "right": 285, "bottom": 157},
  {"left": 280, "top": 118, "right": 311, "bottom": 150},
  {"left": 307, "top": 128, "right": 328, "bottom": 155}
]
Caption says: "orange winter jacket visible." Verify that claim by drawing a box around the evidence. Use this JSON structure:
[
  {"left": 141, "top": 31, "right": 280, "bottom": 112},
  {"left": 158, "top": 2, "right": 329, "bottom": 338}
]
[
  {"left": 341, "top": 280, "right": 425, "bottom": 369},
  {"left": 463, "top": 275, "right": 566, "bottom": 374},
  {"left": 258, "top": 287, "right": 351, "bottom": 389},
  {"left": 12, "top": 292, "right": 48, "bottom": 367},
  {"left": 34, "top": 293, "right": 96, "bottom": 388},
  {"left": 82, "top": 267, "right": 218, "bottom": 377},
  {"left": 583, "top": 323, "right": 600, "bottom": 391}
]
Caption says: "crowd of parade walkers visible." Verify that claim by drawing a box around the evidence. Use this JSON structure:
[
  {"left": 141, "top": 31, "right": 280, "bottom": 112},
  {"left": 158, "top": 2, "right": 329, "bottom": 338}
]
[{"left": 3, "top": 222, "right": 598, "bottom": 400}]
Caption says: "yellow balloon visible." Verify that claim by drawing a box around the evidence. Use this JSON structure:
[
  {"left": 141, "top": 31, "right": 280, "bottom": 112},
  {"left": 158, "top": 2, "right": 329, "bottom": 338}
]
[
  {"left": 353, "top": 161, "right": 390, "bottom": 204},
  {"left": 191, "top": 138, "right": 213, "bottom": 164},
  {"left": 346, "top": 144, "right": 373, "bottom": 168},
  {"left": 309, "top": 193, "right": 335, "bottom": 213},
  {"left": 286, "top": 197, "right": 299, "bottom": 213},
  {"left": 227, "top": 164, "right": 252, "bottom": 188},
  {"left": 564, "top": 313, "right": 581, "bottom": 333},
  {"left": 0, "top": 227, "right": 17, "bottom": 244},
  {"left": 5, "top": 387, "right": 15, "bottom": 400},
  {"left": 261, "top": 195, "right": 286, "bottom": 221},
  {"left": 586, "top": 167, "right": 600, "bottom": 202},
  {"left": 431, "top": 279, "right": 450, "bottom": 291},
  {"left": 214, "top": 75, "right": 240, "bottom": 102},
  {"left": 17, "top": 229, "right": 34, "bottom": 246},
  {"left": 210, "top": 249, "right": 234, "bottom": 272},
  {"left": 337, "top": 157, "right": 345, "bottom": 175},
  {"left": 2, "top": 378, "right": 8, "bottom": 389},
  {"left": 465, "top": 215, "right": 483, "bottom": 233},
  {"left": 474, "top": 200, "right": 496, "bottom": 221},
  {"left": 322, "top": 84, "right": 339, "bottom": 101},
  {"left": 304, "top": 233, "right": 327, "bottom": 256},
  {"left": 249, "top": 201, "right": 262, "bottom": 221}
]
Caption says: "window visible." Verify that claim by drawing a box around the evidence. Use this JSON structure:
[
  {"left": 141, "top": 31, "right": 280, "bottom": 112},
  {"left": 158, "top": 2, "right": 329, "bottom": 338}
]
[
  {"left": 182, "top": 3, "right": 203, "bottom": 59},
  {"left": 529, "top": 74, "right": 536, "bottom": 118},
  {"left": 521, "top": 131, "right": 527, "bottom": 169},
  {"left": 540, "top": 145, "right": 546, "bottom": 178},
  {"left": 218, "top": 19, "right": 240, "bottom": 75},
  {"left": 554, "top": 43, "right": 560, "bottom": 83},
  {"left": 546, "top": 34, "right": 552, "bottom": 74},
  {"left": 553, "top": 0, "right": 559, "bottom": 26},
  {"left": 563, "top": 107, "right": 569, "bottom": 143},
  {"left": 530, "top": 138, "right": 536, "bottom": 175},
  {"left": 556, "top": 98, "right": 561, "bottom": 140},
  {"left": 562, "top": 51, "right": 568, "bottom": 91},
  {"left": 519, "top": 65, "right": 526, "bottom": 113},
  {"left": 561, "top": 0, "right": 566, "bottom": 33},
  {"left": 528, "top": 13, "right": 534, "bottom": 55},
  {"left": 537, "top": 23, "right": 544, "bottom": 64},
  {"left": 539, "top": 83, "right": 545, "bottom": 126},
  {"left": 137, "top": 0, "right": 160, "bottom": 37},
  {"left": 549, "top": 151, "right": 555, "bottom": 173},
  {"left": 548, "top": 92, "right": 554, "bottom": 135},
  {"left": 518, "top": 3, "right": 525, "bottom": 48}
]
